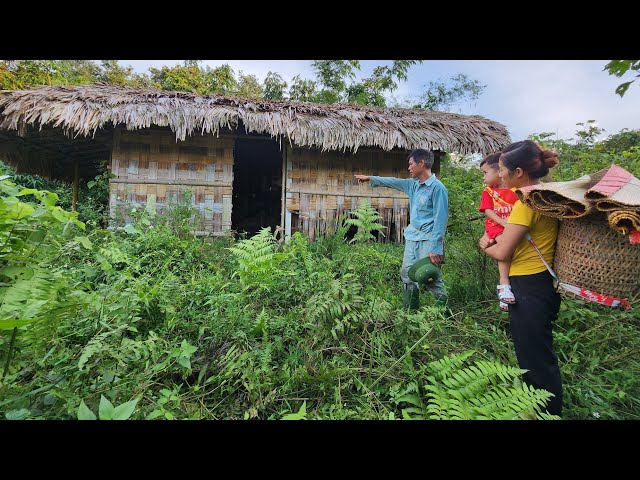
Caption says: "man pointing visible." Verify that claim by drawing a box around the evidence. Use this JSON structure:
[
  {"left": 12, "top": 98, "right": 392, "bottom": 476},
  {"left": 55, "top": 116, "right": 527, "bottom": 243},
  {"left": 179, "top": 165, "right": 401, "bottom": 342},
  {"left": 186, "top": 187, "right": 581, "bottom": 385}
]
[{"left": 355, "top": 148, "right": 449, "bottom": 308}]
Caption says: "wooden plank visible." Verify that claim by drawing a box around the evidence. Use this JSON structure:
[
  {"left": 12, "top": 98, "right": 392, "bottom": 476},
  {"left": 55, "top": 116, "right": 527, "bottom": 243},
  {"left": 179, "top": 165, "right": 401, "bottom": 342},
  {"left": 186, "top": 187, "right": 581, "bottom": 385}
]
[
  {"left": 110, "top": 178, "right": 232, "bottom": 187},
  {"left": 289, "top": 188, "right": 405, "bottom": 199},
  {"left": 109, "top": 191, "right": 117, "bottom": 221},
  {"left": 204, "top": 194, "right": 215, "bottom": 221},
  {"left": 222, "top": 194, "right": 232, "bottom": 231},
  {"left": 146, "top": 194, "right": 157, "bottom": 215},
  {"left": 285, "top": 210, "right": 292, "bottom": 239},
  {"left": 128, "top": 159, "right": 138, "bottom": 175},
  {"left": 148, "top": 161, "right": 158, "bottom": 180},
  {"left": 222, "top": 164, "right": 234, "bottom": 182},
  {"left": 193, "top": 230, "right": 233, "bottom": 237},
  {"left": 206, "top": 164, "right": 215, "bottom": 182}
]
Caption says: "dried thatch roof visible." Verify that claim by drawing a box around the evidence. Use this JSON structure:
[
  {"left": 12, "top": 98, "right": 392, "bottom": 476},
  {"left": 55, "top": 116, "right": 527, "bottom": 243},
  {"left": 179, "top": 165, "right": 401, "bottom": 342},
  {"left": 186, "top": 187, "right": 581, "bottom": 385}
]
[{"left": 0, "top": 83, "right": 511, "bottom": 179}]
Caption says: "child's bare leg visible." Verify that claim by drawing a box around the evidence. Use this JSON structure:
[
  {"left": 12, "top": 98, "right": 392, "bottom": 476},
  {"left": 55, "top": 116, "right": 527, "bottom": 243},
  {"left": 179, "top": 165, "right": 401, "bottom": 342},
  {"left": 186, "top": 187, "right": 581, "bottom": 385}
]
[
  {"left": 494, "top": 234, "right": 516, "bottom": 304},
  {"left": 498, "top": 260, "right": 511, "bottom": 286},
  {"left": 493, "top": 234, "right": 510, "bottom": 284}
]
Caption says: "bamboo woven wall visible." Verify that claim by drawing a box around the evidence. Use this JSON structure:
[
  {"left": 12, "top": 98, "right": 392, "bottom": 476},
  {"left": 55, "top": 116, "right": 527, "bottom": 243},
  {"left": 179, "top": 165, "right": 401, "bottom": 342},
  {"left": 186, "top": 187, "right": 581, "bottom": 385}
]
[
  {"left": 286, "top": 146, "right": 410, "bottom": 241},
  {"left": 109, "top": 128, "right": 234, "bottom": 234}
]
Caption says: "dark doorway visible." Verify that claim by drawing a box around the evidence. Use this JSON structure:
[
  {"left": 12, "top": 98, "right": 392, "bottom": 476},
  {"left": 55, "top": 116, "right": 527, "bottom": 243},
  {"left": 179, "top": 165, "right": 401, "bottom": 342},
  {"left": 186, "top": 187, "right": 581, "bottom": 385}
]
[{"left": 231, "top": 137, "right": 283, "bottom": 236}]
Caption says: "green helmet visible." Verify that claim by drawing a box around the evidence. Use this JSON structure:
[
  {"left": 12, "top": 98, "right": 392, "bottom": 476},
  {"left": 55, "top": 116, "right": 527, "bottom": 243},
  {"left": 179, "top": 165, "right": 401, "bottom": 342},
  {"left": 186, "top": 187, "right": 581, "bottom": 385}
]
[{"left": 408, "top": 257, "right": 441, "bottom": 285}]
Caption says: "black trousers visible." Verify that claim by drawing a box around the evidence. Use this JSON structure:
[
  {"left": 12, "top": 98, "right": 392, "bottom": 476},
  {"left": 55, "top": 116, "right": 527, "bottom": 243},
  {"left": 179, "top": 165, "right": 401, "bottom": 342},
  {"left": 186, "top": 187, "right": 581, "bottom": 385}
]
[{"left": 509, "top": 271, "right": 563, "bottom": 416}]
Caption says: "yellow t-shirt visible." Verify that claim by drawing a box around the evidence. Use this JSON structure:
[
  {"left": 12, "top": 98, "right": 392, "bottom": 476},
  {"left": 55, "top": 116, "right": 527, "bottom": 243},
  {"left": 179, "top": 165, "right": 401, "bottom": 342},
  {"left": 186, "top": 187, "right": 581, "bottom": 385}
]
[{"left": 507, "top": 200, "right": 559, "bottom": 276}]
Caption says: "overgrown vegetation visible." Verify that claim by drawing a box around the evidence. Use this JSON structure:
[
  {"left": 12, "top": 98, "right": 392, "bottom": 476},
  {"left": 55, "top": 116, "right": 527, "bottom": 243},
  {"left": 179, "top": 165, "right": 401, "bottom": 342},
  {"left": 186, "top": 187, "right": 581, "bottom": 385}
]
[{"left": 1, "top": 123, "right": 638, "bottom": 420}]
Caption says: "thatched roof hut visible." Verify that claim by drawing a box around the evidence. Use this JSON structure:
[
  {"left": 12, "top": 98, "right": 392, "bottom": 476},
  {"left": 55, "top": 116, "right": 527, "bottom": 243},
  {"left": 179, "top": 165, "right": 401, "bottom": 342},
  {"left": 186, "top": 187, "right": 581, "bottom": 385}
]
[
  {"left": 0, "top": 84, "right": 510, "bottom": 176},
  {"left": 0, "top": 84, "right": 511, "bottom": 239}
]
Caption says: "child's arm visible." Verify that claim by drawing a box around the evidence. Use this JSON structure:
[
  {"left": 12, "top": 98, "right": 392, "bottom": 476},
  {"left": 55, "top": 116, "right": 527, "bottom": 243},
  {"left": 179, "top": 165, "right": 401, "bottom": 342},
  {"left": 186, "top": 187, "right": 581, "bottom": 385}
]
[
  {"left": 484, "top": 209, "right": 507, "bottom": 227},
  {"left": 482, "top": 223, "right": 529, "bottom": 261}
]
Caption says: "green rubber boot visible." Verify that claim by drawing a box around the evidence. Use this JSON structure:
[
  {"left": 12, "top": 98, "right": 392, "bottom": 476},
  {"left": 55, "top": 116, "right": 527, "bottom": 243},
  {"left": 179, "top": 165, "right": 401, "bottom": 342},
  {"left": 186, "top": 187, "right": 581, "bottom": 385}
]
[
  {"left": 435, "top": 296, "right": 449, "bottom": 308},
  {"left": 402, "top": 284, "right": 420, "bottom": 310}
]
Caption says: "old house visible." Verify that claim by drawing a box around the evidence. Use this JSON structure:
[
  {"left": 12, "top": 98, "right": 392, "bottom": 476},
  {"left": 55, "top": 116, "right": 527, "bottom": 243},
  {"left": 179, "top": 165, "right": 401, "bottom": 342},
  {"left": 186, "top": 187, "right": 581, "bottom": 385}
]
[{"left": 0, "top": 84, "right": 511, "bottom": 240}]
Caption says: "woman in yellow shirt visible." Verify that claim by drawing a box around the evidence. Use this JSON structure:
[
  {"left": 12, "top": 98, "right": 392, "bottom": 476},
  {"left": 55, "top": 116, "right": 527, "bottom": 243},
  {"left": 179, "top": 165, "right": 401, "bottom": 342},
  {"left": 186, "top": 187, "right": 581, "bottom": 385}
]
[{"left": 479, "top": 140, "right": 563, "bottom": 417}]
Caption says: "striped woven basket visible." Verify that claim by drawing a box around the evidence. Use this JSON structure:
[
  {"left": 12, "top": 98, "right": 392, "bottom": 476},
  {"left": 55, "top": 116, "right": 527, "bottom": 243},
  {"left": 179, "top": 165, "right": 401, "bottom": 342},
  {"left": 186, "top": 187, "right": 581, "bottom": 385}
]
[{"left": 554, "top": 212, "right": 640, "bottom": 304}]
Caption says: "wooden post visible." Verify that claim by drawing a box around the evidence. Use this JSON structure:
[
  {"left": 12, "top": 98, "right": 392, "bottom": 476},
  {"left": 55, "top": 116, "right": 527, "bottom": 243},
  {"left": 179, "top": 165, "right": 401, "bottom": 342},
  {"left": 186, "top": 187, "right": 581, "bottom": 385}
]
[
  {"left": 72, "top": 159, "right": 79, "bottom": 212},
  {"left": 280, "top": 140, "right": 287, "bottom": 233},
  {"left": 285, "top": 143, "right": 293, "bottom": 241}
]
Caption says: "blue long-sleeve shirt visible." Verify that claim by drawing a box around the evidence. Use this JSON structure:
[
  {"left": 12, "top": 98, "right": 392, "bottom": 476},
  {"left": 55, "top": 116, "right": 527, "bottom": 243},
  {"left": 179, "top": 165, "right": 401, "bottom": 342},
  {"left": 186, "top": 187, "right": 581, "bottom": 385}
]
[{"left": 370, "top": 174, "right": 449, "bottom": 254}]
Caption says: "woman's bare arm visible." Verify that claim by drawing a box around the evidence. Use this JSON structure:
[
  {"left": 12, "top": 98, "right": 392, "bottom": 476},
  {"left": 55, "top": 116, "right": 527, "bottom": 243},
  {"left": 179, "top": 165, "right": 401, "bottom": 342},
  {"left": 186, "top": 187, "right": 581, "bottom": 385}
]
[{"left": 480, "top": 223, "right": 529, "bottom": 261}]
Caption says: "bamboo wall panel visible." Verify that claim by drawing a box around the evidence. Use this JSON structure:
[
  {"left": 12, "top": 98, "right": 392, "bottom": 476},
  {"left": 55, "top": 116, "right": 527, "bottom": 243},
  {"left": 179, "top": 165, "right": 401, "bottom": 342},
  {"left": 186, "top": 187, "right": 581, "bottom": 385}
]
[
  {"left": 286, "top": 146, "right": 410, "bottom": 241},
  {"left": 109, "top": 128, "right": 234, "bottom": 234}
]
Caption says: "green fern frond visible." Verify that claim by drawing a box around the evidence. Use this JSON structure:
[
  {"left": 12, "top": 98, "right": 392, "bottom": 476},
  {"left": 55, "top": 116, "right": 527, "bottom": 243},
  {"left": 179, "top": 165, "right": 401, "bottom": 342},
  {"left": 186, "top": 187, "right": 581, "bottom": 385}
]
[
  {"left": 119, "top": 336, "right": 155, "bottom": 365},
  {"left": 252, "top": 308, "right": 269, "bottom": 337},
  {"left": 286, "top": 232, "right": 314, "bottom": 275},
  {"left": 414, "top": 352, "right": 560, "bottom": 420},
  {"left": 258, "top": 341, "right": 273, "bottom": 374},
  {"left": 227, "top": 228, "right": 281, "bottom": 287},
  {"left": 441, "top": 367, "right": 491, "bottom": 400},
  {"left": 401, "top": 407, "right": 425, "bottom": 420},
  {"left": 333, "top": 212, "right": 351, "bottom": 240},
  {"left": 474, "top": 360, "right": 527, "bottom": 384},
  {"left": 228, "top": 227, "right": 276, "bottom": 272},
  {"left": 78, "top": 324, "right": 127, "bottom": 371},
  {"left": 538, "top": 411, "right": 562, "bottom": 420},
  {"left": 344, "top": 200, "right": 387, "bottom": 243},
  {"left": 306, "top": 273, "right": 369, "bottom": 338},
  {"left": 472, "top": 383, "right": 557, "bottom": 420},
  {"left": 392, "top": 381, "right": 420, "bottom": 400},
  {"left": 423, "top": 381, "right": 452, "bottom": 419},
  {"left": 426, "top": 350, "right": 475, "bottom": 381}
]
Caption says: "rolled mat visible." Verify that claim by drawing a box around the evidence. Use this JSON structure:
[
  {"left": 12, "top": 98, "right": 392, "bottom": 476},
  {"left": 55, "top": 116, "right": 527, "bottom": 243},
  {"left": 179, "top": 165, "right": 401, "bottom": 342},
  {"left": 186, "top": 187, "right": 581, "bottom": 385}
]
[
  {"left": 585, "top": 164, "right": 640, "bottom": 206},
  {"left": 515, "top": 169, "right": 607, "bottom": 218},
  {"left": 607, "top": 210, "right": 640, "bottom": 235}
]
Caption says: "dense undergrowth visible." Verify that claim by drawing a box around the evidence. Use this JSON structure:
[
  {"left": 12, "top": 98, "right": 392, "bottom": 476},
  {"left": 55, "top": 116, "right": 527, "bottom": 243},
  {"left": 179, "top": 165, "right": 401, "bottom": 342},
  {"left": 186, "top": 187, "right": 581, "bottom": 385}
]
[{"left": 1, "top": 126, "right": 639, "bottom": 420}]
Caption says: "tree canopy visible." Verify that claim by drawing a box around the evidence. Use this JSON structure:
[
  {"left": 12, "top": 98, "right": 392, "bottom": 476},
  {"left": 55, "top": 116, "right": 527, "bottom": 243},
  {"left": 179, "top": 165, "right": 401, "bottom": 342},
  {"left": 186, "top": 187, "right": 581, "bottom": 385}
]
[
  {"left": 604, "top": 60, "right": 640, "bottom": 97},
  {"left": 1, "top": 59, "right": 484, "bottom": 112}
]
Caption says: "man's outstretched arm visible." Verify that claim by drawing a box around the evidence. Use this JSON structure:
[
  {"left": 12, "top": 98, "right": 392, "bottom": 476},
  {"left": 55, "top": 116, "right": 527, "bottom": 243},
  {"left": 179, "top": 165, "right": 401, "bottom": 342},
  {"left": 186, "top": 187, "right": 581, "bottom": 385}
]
[{"left": 354, "top": 175, "right": 411, "bottom": 194}]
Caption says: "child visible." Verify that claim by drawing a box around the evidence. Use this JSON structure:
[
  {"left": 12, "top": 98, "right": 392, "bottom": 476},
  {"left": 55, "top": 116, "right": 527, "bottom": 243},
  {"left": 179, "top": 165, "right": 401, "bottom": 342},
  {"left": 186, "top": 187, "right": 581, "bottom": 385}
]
[{"left": 479, "top": 153, "right": 520, "bottom": 311}]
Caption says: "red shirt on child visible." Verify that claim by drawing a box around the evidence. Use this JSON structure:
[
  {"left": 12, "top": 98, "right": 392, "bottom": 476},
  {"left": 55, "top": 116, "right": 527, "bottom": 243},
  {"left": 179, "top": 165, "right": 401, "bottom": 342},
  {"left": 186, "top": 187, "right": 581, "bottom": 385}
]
[{"left": 479, "top": 186, "right": 520, "bottom": 239}]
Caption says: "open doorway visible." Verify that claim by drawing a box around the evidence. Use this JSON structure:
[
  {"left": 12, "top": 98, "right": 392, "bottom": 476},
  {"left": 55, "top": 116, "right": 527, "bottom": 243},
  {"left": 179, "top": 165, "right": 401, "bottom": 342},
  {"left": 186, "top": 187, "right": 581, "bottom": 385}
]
[{"left": 231, "top": 137, "right": 283, "bottom": 236}]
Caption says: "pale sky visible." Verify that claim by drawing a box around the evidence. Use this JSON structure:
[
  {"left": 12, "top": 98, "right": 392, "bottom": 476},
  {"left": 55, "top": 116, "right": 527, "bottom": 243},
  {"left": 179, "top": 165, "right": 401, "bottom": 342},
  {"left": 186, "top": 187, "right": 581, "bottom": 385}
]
[{"left": 124, "top": 60, "right": 640, "bottom": 144}]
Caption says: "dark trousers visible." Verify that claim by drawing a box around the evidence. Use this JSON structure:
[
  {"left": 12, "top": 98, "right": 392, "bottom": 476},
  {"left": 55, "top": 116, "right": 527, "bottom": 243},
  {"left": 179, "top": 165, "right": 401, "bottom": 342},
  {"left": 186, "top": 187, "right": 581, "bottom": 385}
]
[{"left": 509, "top": 271, "right": 563, "bottom": 416}]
